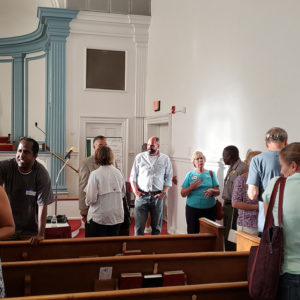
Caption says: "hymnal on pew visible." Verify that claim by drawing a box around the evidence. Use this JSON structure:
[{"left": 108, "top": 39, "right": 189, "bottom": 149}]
[
  {"left": 142, "top": 274, "right": 163, "bottom": 288},
  {"left": 119, "top": 272, "right": 143, "bottom": 289},
  {"left": 163, "top": 270, "right": 185, "bottom": 286}
]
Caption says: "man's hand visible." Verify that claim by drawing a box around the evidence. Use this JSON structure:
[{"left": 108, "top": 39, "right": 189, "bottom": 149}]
[
  {"left": 30, "top": 235, "right": 44, "bottom": 246},
  {"left": 80, "top": 209, "right": 88, "bottom": 223},
  {"left": 172, "top": 176, "right": 178, "bottom": 185},
  {"left": 155, "top": 192, "right": 165, "bottom": 199},
  {"left": 134, "top": 191, "right": 144, "bottom": 198}
]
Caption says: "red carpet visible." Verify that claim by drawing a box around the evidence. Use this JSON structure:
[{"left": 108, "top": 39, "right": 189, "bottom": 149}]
[{"left": 69, "top": 218, "right": 168, "bottom": 238}]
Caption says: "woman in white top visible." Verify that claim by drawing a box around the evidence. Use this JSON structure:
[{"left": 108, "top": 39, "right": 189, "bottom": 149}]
[{"left": 85, "top": 146, "right": 125, "bottom": 237}]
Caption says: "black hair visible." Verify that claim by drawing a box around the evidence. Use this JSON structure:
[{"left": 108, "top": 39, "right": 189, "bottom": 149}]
[
  {"left": 19, "top": 137, "right": 39, "bottom": 155},
  {"left": 223, "top": 145, "right": 240, "bottom": 162}
]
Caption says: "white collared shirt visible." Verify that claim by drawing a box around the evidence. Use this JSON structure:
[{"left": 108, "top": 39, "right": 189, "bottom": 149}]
[
  {"left": 129, "top": 151, "right": 173, "bottom": 192},
  {"left": 85, "top": 165, "right": 125, "bottom": 225}
]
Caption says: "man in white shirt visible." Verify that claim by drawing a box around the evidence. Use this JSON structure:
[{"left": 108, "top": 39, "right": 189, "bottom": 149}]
[{"left": 130, "top": 136, "right": 173, "bottom": 235}]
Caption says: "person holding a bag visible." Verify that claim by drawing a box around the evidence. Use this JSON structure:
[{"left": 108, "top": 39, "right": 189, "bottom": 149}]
[
  {"left": 262, "top": 142, "right": 300, "bottom": 300},
  {"left": 181, "top": 151, "right": 220, "bottom": 234},
  {"left": 231, "top": 151, "right": 261, "bottom": 235}
]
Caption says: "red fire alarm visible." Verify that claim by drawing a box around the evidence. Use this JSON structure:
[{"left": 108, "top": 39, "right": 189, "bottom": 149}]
[
  {"left": 153, "top": 100, "right": 160, "bottom": 112},
  {"left": 171, "top": 106, "right": 176, "bottom": 114}
]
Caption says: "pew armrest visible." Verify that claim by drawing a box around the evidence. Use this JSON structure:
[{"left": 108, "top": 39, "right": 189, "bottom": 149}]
[{"left": 236, "top": 231, "right": 260, "bottom": 251}]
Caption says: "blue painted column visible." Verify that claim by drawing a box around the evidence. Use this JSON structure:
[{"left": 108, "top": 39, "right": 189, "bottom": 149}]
[
  {"left": 39, "top": 8, "right": 78, "bottom": 192},
  {"left": 12, "top": 53, "right": 25, "bottom": 142}
]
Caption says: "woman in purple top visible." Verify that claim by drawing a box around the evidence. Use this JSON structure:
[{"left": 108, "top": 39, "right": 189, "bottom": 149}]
[{"left": 232, "top": 151, "right": 261, "bottom": 235}]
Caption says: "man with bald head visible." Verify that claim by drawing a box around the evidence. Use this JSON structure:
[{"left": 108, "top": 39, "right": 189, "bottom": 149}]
[{"left": 130, "top": 137, "right": 173, "bottom": 235}]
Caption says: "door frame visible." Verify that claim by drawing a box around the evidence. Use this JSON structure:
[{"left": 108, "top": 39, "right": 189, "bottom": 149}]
[
  {"left": 144, "top": 113, "right": 172, "bottom": 155},
  {"left": 79, "top": 116, "right": 129, "bottom": 175}
]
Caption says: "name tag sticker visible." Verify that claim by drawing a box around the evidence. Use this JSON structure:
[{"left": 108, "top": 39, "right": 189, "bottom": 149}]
[
  {"left": 191, "top": 176, "right": 198, "bottom": 180},
  {"left": 26, "top": 189, "right": 36, "bottom": 197}
]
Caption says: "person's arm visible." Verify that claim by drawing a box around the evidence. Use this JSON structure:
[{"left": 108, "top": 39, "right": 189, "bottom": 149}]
[
  {"left": 232, "top": 201, "right": 259, "bottom": 210},
  {"left": 30, "top": 205, "right": 47, "bottom": 245},
  {"left": 0, "top": 187, "right": 15, "bottom": 240},
  {"left": 129, "top": 156, "right": 144, "bottom": 198},
  {"left": 181, "top": 179, "right": 202, "bottom": 197},
  {"left": 203, "top": 171, "right": 220, "bottom": 198},
  {"left": 85, "top": 172, "right": 98, "bottom": 206},
  {"left": 247, "top": 184, "right": 259, "bottom": 200},
  {"left": 32, "top": 166, "right": 54, "bottom": 245},
  {"left": 263, "top": 202, "right": 269, "bottom": 217},
  {"left": 203, "top": 186, "right": 220, "bottom": 198},
  {"left": 78, "top": 161, "right": 91, "bottom": 221},
  {"left": 246, "top": 158, "right": 260, "bottom": 200}
]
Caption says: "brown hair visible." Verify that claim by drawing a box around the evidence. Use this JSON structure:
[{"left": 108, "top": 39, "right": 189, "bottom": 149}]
[
  {"left": 280, "top": 142, "right": 300, "bottom": 166},
  {"left": 95, "top": 146, "right": 114, "bottom": 166},
  {"left": 245, "top": 150, "right": 262, "bottom": 166},
  {"left": 265, "top": 127, "right": 287, "bottom": 143}
]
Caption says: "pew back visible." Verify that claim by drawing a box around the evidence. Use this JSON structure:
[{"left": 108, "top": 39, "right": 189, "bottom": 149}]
[
  {"left": 2, "top": 251, "right": 249, "bottom": 297},
  {"left": 6, "top": 281, "right": 251, "bottom": 300},
  {"left": 0, "top": 218, "right": 224, "bottom": 262}
]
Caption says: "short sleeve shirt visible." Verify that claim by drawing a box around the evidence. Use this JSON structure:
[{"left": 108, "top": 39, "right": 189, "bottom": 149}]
[
  {"left": 247, "top": 151, "right": 281, "bottom": 200},
  {"left": 0, "top": 159, "right": 54, "bottom": 235},
  {"left": 263, "top": 173, "right": 300, "bottom": 274},
  {"left": 182, "top": 170, "right": 219, "bottom": 209},
  {"left": 222, "top": 159, "right": 249, "bottom": 203}
]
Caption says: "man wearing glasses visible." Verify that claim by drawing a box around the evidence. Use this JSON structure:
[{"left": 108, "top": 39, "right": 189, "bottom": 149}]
[{"left": 130, "top": 136, "right": 173, "bottom": 235}]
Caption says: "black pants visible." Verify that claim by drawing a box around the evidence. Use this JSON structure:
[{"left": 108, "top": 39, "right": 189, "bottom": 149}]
[
  {"left": 185, "top": 204, "right": 216, "bottom": 234},
  {"left": 223, "top": 203, "right": 238, "bottom": 251},
  {"left": 89, "top": 220, "right": 121, "bottom": 237}
]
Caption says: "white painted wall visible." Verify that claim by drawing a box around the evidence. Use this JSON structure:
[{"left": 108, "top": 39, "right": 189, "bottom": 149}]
[{"left": 146, "top": 0, "right": 300, "bottom": 233}]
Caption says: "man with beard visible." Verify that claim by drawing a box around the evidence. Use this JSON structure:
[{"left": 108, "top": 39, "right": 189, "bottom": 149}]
[
  {"left": 0, "top": 137, "right": 53, "bottom": 244},
  {"left": 130, "top": 136, "right": 173, "bottom": 235}
]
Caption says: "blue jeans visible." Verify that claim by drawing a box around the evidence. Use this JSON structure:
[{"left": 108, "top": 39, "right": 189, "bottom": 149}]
[
  {"left": 277, "top": 273, "right": 300, "bottom": 300},
  {"left": 134, "top": 195, "right": 163, "bottom": 235}
]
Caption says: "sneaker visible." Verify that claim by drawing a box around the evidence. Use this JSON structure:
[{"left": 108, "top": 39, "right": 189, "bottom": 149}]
[{"left": 144, "top": 227, "right": 152, "bottom": 234}]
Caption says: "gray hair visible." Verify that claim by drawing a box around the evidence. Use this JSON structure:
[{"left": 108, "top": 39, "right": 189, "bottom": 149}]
[{"left": 265, "top": 127, "right": 288, "bottom": 143}]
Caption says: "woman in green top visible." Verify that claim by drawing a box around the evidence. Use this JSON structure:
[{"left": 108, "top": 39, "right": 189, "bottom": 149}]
[
  {"left": 181, "top": 151, "right": 220, "bottom": 234},
  {"left": 262, "top": 142, "right": 300, "bottom": 300}
]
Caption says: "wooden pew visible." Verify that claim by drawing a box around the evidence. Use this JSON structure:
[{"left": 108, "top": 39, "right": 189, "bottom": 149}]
[
  {"left": 2, "top": 251, "right": 249, "bottom": 297},
  {"left": 0, "top": 218, "right": 225, "bottom": 262},
  {"left": 6, "top": 281, "right": 250, "bottom": 300},
  {"left": 236, "top": 231, "right": 260, "bottom": 251}
]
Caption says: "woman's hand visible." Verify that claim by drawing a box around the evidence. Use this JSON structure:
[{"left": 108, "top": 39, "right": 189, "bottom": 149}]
[
  {"left": 203, "top": 188, "right": 214, "bottom": 198},
  {"left": 190, "top": 179, "right": 202, "bottom": 190}
]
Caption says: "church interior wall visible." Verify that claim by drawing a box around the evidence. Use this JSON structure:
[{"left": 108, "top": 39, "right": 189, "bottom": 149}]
[{"left": 1, "top": 0, "right": 300, "bottom": 230}]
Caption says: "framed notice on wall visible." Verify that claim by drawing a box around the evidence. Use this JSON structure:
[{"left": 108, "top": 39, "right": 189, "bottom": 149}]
[{"left": 86, "top": 137, "right": 123, "bottom": 173}]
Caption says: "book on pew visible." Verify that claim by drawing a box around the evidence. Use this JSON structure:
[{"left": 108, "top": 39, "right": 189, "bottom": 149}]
[
  {"left": 119, "top": 272, "right": 143, "bottom": 289},
  {"left": 123, "top": 249, "right": 142, "bottom": 255},
  {"left": 142, "top": 274, "right": 163, "bottom": 288},
  {"left": 163, "top": 270, "right": 185, "bottom": 286}
]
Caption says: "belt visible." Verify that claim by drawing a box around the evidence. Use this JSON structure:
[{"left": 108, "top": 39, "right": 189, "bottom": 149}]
[{"left": 138, "top": 189, "right": 162, "bottom": 196}]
